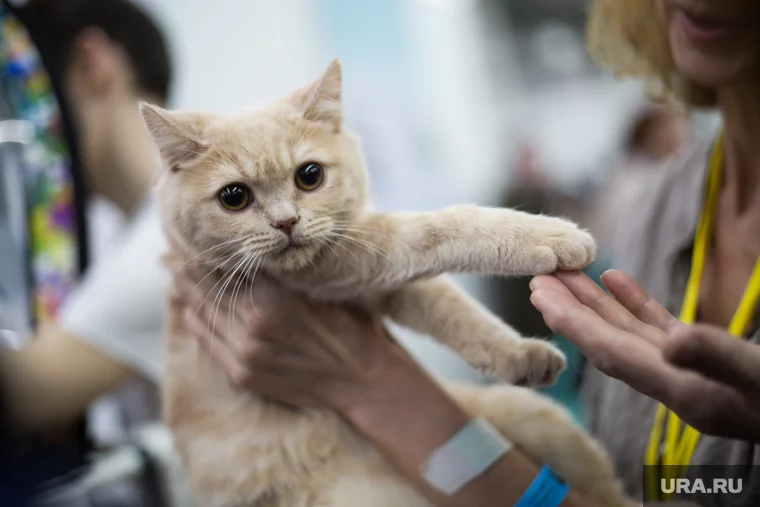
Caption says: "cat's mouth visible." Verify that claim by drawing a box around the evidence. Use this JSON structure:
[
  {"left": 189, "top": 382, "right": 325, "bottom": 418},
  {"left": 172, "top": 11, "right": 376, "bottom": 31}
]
[{"left": 278, "top": 238, "right": 308, "bottom": 253}]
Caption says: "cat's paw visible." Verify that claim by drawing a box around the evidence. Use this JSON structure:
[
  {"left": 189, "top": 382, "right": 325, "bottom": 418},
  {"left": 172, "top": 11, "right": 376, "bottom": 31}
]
[
  {"left": 466, "top": 338, "right": 566, "bottom": 386},
  {"left": 519, "top": 215, "right": 596, "bottom": 274},
  {"left": 509, "top": 339, "right": 566, "bottom": 386}
]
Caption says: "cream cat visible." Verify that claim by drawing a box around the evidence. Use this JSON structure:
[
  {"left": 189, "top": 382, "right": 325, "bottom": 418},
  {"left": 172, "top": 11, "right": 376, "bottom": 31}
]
[{"left": 143, "top": 60, "right": 633, "bottom": 507}]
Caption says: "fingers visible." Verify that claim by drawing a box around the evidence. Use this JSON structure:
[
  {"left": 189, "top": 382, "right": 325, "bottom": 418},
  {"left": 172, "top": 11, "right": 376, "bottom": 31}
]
[
  {"left": 552, "top": 271, "right": 667, "bottom": 347},
  {"left": 529, "top": 276, "right": 619, "bottom": 350},
  {"left": 664, "top": 324, "right": 760, "bottom": 396},
  {"left": 531, "top": 272, "right": 760, "bottom": 442},
  {"left": 184, "top": 304, "right": 248, "bottom": 380},
  {"left": 529, "top": 275, "right": 699, "bottom": 405},
  {"left": 529, "top": 282, "right": 659, "bottom": 382},
  {"left": 601, "top": 270, "right": 680, "bottom": 333}
]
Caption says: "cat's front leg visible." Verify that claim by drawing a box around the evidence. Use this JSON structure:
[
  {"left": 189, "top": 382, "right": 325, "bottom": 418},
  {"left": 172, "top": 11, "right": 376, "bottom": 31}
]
[
  {"left": 326, "top": 206, "right": 595, "bottom": 292},
  {"left": 385, "top": 205, "right": 596, "bottom": 277},
  {"left": 382, "top": 276, "right": 565, "bottom": 386}
]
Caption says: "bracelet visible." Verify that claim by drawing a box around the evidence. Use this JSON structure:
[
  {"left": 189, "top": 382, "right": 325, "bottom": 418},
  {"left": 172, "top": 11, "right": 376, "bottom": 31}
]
[
  {"left": 514, "top": 465, "right": 570, "bottom": 507},
  {"left": 421, "top": 417, "right": 513, "bottom": 495}
]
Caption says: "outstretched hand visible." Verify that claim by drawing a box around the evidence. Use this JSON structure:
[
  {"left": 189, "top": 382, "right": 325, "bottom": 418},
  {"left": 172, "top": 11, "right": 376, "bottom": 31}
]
[{"left": 530, "top": 270, "right": 760, "bottom": 443}]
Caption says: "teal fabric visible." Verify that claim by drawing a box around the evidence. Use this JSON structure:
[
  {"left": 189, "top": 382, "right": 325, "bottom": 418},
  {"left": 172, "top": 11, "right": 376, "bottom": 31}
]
[{"left": 538, "top": 256, "right": 613, "bottom": 428}]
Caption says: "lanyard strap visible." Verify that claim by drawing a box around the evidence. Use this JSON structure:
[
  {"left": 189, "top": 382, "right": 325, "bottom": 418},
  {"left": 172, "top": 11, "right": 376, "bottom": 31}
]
[{"left": 645, "top": 134, "right": 760, "bottom": 500}]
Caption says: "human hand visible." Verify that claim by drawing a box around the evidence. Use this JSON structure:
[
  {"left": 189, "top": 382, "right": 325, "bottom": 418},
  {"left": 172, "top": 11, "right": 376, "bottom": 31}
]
[
  {"left": 530, "top": 270, "right": 760, "bottom": 442},
  {"left": 175, "top": 267, "right": 407, "bottom": 414}
]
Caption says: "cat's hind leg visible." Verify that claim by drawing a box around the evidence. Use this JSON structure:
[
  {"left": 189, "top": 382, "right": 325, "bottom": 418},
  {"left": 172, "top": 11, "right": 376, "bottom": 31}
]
[{"left": 381, "top": 276, "right": 565, "bottom": 386}]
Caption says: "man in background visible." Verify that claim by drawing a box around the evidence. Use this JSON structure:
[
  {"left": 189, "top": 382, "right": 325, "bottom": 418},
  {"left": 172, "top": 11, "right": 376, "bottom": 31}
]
[{"left": 1, "top": 0, "right": 172, "bottom": 468}]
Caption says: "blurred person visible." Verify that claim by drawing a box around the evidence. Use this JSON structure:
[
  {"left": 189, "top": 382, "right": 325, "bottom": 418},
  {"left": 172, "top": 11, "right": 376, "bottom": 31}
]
[
  {"left": 1, "top": 0, "right": 172, "bottom": 450},
  {"left": 527, "top": 0, "right": 760, "bottom": 503},
  {"left": 589, "top": 105, "right": 690, "bottom": 253},
  {"left": 175, "top": 1, "right": 760, "bottom": 507}
]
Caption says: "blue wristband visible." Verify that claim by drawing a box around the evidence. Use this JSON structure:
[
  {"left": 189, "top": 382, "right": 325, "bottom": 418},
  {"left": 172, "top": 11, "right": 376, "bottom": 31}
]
[{"left": 514, "top": 465, "right": 570, "bottom": 507}]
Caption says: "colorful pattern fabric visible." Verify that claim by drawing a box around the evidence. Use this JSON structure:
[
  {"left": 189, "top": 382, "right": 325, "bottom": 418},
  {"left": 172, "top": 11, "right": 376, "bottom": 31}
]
[{"left": 0, "top": 5, "right": 78, "bottom": 325}]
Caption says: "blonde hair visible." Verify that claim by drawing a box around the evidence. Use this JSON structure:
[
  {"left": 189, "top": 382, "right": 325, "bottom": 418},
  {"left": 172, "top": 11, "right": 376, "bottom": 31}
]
[{"left": 587, "top": 0, "right": 716, "bottom": 106}]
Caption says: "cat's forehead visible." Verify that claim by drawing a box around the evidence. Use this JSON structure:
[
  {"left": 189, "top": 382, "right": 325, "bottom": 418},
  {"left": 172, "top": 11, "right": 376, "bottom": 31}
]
[
  {"left": 201, "top": 109, "right": 336, "bottom": 180},
  {"left": 206, "top": 108, "right": 295, "bottom": 149}
]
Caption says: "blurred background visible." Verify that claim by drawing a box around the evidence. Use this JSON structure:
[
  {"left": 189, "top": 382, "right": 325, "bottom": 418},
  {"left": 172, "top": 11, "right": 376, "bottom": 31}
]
[{"left": 0, "top": 0, "right": 723, "bottom": 505}]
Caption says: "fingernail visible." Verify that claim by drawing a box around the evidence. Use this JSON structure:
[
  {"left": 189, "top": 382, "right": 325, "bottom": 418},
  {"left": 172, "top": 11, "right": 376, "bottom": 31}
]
[{"left": 529, "top": 278, "right": 543, "bottom": 291}]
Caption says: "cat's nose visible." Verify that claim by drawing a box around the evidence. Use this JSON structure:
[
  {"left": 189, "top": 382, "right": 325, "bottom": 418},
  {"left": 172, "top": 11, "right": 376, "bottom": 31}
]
[{"left": 271, "top": 216, "right": 299, "bottom": 236}]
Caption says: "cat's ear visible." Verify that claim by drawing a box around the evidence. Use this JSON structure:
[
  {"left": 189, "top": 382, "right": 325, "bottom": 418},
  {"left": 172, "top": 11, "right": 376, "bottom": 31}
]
[
  {"left": 295, "top": 58, "right": 342, "bottom": 131},
  {"left": 140, "top": 103, "right": 208, "bottom": 172}
]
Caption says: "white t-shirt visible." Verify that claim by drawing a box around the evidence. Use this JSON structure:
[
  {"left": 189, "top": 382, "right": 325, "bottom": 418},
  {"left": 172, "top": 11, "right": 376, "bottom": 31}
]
[{"left": 59, "top": 200, "right": 170, "bottom": 444}]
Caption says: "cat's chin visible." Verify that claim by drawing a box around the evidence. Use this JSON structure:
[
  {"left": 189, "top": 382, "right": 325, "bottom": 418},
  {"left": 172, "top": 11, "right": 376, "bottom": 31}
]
[{"left": 263, "top": 245, "right": 320, "bottom": 273}]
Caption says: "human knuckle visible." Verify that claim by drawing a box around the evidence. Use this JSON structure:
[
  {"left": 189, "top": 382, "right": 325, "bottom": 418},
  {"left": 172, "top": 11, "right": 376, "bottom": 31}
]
[
  {"left": 230, "top": 367, "right": 253, "bottom": 388},
  {"left": 545, "top": 310, "right": 570, "bottom": 332},
  {"left": 688, "top": 409, "right": 717, "bottom": 435},
  {"left": 590, "top": 347, "right": 616, "bottom": 377},
  {"left": 244, "top": 311, "right": 261, "bottom": 329},
  {"left": 238, "top": 340, "right": 265, "bottom": 363}
]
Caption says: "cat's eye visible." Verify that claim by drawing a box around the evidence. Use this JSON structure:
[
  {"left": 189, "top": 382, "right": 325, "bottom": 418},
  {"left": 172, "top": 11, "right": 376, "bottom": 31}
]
[
  {"left": 295, "top": 163, "right": 325, "bottom": 191},
  {"left": 217, "top": 184, "right": 252, "bottom": 212}
]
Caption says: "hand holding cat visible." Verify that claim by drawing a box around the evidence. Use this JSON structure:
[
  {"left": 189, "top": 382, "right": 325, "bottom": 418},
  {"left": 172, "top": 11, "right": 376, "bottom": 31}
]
[
  {"left": 530, "top": 270, "right": 760, "bottom": 442},
  {"left": 176, "top": 266, "right": 407, "bottom": 413}
]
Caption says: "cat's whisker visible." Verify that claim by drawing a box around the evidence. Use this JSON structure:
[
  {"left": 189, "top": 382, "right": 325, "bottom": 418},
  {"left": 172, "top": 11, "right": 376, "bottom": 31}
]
[
  {"left": 324, "top": 207, "right": 366, "bottom": 217},
  {"left": 193, "top": 245, "right": 250, "bottom": 269},
  {"left": 319, "top": 236, "right": 341, "bottom": 264},
  {"left": 185, "top": 248, "right": 248, "bottom": 305},
  {"left": 330, "top": 226, "right": 397, "bottom": 242},
  {"left": 326, "top": 232, "right": 385, "bottom": 258},
  {"left": 329, "top": 219, "right": 398, "bottom": 235},
  {"left": 229, "top": 252, "right": 256, "bottom": 334},
  {"left": 329, "top": 223, "right": 415, "bottom": 250},
  {"left": 247, "top": 253, "right": 265, "bottom": 315},
  {"left": 242, "top": 236, "right": 279, "bottom": 248},
  {"left": 235, "top": 248, "right": 265, "bottom": 324},
  {"left": 209, "top": 252, "right": 251, "bottom": 342},
  {"left": 323, "top": 235, "right": 360, "bottom": 264},
  {"left": 326, "top": 232, "right": 402, "bottom": 269},
  {"left": 226, "top": 255, "right": 249, "bottom": 333},
  {"left": 173, "top": 237, "right": 249, "bottom": 274},
  {"left": 192, "top": 249, "right": 246, "bottom": 319}
]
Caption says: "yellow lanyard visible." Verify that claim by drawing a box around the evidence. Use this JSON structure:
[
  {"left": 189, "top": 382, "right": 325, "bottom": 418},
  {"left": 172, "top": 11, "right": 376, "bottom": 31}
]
[{"left": 644, "top": 134, "right": 760, "bottom": 501}]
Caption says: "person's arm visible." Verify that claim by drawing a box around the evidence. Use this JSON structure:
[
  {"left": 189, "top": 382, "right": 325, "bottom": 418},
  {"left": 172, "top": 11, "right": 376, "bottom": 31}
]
[
  {"left": 2, "top": 329, "right": 133, "bottom": 432},
  {"left": 177, "top": 268, "right": 601, "bottom": 507},
  {"left": 3, "top": 208, "right": 169, "bottom": 432},
  {"left": 332, "top": 341, "right": 597, "bottom": 507}
]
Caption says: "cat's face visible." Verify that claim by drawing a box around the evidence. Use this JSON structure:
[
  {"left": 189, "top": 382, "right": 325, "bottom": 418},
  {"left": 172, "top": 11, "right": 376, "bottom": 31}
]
[{"left": 143, "top": 60, "right": 370, "bottom": 274}]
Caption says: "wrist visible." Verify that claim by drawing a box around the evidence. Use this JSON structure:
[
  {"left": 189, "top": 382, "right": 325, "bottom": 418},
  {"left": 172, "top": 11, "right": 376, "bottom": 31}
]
[
  {"left": 337, "top": 348, "right": 472, "bottom": 467},
  {"left": 326, "top": 337, "right": 417, "bottom": 416}
]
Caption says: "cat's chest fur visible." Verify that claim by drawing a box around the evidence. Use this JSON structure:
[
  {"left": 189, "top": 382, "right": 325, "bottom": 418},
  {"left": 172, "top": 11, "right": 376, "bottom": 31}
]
[
  {"left": 267, "top": 245, "right": 405, "bottom": 302},
  {"left": 164, "top": 284, "right": 425, "bottom": 507}
]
